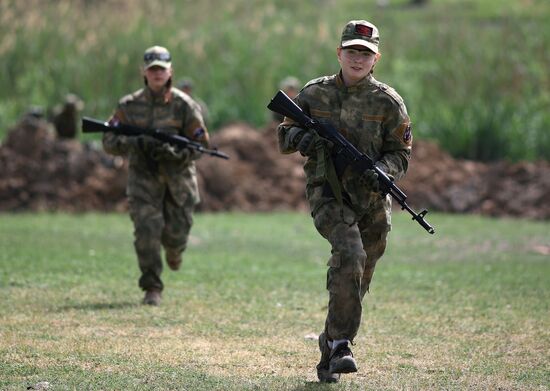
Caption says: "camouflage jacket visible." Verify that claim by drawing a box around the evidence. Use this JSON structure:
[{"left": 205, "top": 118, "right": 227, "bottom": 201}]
[
  {"left": 103, "top": 86, "right": 209, "bottom": 206},
  {"left": 277, "top": 72, "right": 412, "bottom": 216}
]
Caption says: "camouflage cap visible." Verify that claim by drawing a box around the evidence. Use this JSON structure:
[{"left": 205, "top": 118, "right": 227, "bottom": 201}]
[
  {"left": 143, "top": 46, "right": 172, "bottom": 69},
  {"left": 340, "top": 20, "right": 380, "bottom": 53}
]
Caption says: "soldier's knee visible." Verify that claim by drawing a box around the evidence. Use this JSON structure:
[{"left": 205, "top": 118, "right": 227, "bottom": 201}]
[
  {"left": 364, "top": 245, "right": 386, "bottom": 270},
  {"left": 133, "top": 221, "right": 162, "bottom": 256},
  {"left": 362, "top": 230, "right": 388, "bottom": 267},
  {"left": 327, "top": 250, "right": 367, "bottom": 293},
  {"left": 313, "top": 202, "right": 356, "bottom": 239},
  {"left": 329, "top": 222, "right": 364, "bottom": 257},
  {"left": 129, "top": 197, "right": 163, "bottom": 223},
  {"left": 161, "top": 233, "right": 189, "bottom": 251}
]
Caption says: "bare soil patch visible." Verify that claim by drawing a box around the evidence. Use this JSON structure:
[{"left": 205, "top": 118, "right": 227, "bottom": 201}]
[{"left": 1, "top": 116, "right": 549, "bottom": 219}]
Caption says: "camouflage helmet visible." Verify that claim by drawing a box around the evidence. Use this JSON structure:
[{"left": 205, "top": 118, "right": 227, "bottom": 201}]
[
  {"left": 143, "top": 46, "right": 172, "bottom": 69},
  {"left": 176, "top": 77, "right": 194, "bottom": 90},
  {"left": 279, "top": 76, "right": 301, "bottom": 91}
]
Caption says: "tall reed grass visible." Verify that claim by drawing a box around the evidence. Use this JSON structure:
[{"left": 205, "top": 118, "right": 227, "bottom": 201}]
[{"left": 1, "top": 0, "right": 548, "bottom": 161}]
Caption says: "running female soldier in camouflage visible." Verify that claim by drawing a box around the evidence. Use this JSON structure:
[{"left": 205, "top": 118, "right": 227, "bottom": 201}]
[
  {"left": 277, "top": 20, "right": 412, "bottom": 382},
  {"left": 103, "top": 46, "right": 209, "bottom": 306}
]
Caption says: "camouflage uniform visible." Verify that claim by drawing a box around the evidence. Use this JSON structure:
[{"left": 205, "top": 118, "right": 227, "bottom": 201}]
[
  {"left": 175, "top": 78, "right": 210, "bottom": 125},
  {"left": 277, "top": 72, "right": 412, "bottom": 343},
  {"left": 103, "top": 86, "right": 209, "bottom": 292}
]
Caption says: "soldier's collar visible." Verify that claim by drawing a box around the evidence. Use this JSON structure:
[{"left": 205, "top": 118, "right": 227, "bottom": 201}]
[
  {"left": 145, "top": 86, "right": 172, "bottom": 104},
  {"left": 336, "top": 71, "right": 374, "bottom": 93}
]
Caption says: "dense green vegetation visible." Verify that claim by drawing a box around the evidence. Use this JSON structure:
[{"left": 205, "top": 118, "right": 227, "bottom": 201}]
[
  {"left": 1, "top": 0, "right": 549, "bottom": 161},
  {"left": 1, "top": 212, "right": 548, "bottom": 389}
]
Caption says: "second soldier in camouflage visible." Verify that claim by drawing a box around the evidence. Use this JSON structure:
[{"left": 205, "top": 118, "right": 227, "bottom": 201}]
[
  {"left": 277, "top": 20, "right": 413, "bottom": 382},
  {"left": 103, "top": 46, "right": 209, "bottom": 306}
]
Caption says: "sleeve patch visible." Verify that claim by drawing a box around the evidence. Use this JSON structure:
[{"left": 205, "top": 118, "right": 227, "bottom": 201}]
[
  {"left": 394, "top": 122, "right": 413, "bottom": 146},
  {"left": 108, "top": 117, "right": 120, "bottom": 127},
  {"left": 193, "top": 127, "right": 206, "bottom": 139},
  {"left": 403, "top": 124, "right": 413, "bottom": 144}
]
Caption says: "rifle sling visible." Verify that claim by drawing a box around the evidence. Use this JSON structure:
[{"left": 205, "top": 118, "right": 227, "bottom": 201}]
[
  {"left": 311, "top": 135, "right": 346, "bottom": 220},
  {"left": 137, "top": 136, "right": 159, "bottom": 174}
]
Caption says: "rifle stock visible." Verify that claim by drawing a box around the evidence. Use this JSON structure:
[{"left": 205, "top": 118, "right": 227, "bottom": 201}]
[
  {"left": 82, "top": 117, "right": 229, "bottom": 160},
  {"left": 268, "top": 90, "right": 435, "bottom": 234},
  {"left": 268, "top": 92, "right": 314, "bottom": 126}
]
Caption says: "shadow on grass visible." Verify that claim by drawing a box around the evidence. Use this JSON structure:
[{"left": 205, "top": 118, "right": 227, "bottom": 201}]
[{"left": 57, "top": 300, "right": 138, "bottom": 311}]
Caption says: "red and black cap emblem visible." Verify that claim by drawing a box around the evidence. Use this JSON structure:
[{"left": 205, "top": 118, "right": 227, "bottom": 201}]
[{"left": 355, "top": 24, "right": 373, "bottom": 38}]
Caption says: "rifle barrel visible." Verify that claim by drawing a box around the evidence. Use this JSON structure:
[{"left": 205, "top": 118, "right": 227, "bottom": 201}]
[{"left": 81, "top": 117, "right": 229, "bottom": 160}]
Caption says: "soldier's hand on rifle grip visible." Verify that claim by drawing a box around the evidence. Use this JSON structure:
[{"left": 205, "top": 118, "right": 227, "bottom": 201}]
[
  {"left": 125, "top": 135, "right": 142, "bottom": 150},
  {"left": 296, "top": 132, "right": 317, "bottom": 157},
  {"left": 151, "top": 143, "right": 191, "bottom": 161},
  {"left": 360, "top": 169, "right": 380, "bottom": 192},
  {"left": 134, "top": 135, "right": 162, "bottom": 154}
]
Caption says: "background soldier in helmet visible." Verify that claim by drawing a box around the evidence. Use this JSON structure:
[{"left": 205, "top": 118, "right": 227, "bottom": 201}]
[
  {"left": 277, "top": 20, "right": 413, "bottom": 382},
  {"left": 271, "top": 76, "right": 301, "bottom": 124},
  {"left": 102, "top": 46, "right": 210, "bottom": 306},
  {"left": 176, "top": 77, "right": 210, "bottom": 125}
]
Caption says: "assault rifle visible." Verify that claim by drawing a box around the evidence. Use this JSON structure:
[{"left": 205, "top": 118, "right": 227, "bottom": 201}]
[
  {"left": 268, "top": 90, "right": 435, "bottom": 234},
  {"left": 82, "top": 117, "right": 229, "bottom": 160}
]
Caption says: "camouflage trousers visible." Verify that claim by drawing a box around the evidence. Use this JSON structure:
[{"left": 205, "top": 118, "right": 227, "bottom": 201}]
[
  {"left": 313, "top": 200, "right": 390, "bottom": 342},
  {"left": 128, "top": 186, "right": 195, "bottom": 292}
]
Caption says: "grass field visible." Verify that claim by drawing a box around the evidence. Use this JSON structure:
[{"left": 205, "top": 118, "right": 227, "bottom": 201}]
[{"left": 0, "top": 212, "right": 548, "bottom": 390}]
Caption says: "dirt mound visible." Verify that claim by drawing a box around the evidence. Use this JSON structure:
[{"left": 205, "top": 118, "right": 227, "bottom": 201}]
[
  {"left": 399, "top": 141, "right": 550, "bottom": 219},
  {"left": 196, "top": 122, "right": 306, "bottom": 212},
  {"left": 0, "top": 115, "right": 127, "bottom": 212},
  {"left": 1, "top": 116, "right": 549, "bottom": 219}
]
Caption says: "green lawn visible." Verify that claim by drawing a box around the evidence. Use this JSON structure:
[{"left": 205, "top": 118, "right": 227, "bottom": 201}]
[{"left": 0, "top": 212, "right": 548, "bottom": 390}]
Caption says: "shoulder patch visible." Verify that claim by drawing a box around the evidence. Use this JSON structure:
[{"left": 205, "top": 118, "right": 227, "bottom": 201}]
[
  {"left": 119, "top": 94, "right": 133, "bottom": 105},
  {"left": 377, "top": 82, "right": 404, "bottom": 106},
  {"left": 171, "top": 87, "right": 190, "bottom": 101},
  {"left": 302, "top": 75, "right": 332, "bottom": 91},
  {"left": 119, "top": 89, "right": 145, "bottom": 105},
  {"left": 170, "top": 87, "right": 197, "bottom": 109}
]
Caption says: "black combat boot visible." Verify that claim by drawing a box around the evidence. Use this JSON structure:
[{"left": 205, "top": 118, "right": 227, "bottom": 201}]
[
  {"left": 316, "top": 333, "right": 340, "bottom": 383},
  {"left": 165, "top": 249, "right": 182, "bottom": 271},
  {"left": 143, "top": 289, "right": 161, "bottom": 306},
  {"left": 329, "top": 341, "right": 358, "bottom": 374}
]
